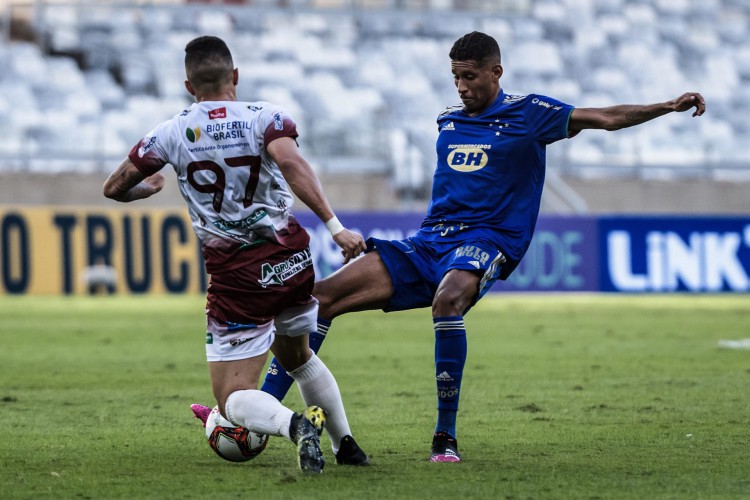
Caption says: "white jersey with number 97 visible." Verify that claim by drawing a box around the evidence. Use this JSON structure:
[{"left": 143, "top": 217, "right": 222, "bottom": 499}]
[{"left": 128, "top": 100, "right": 300, "bottom": 249}]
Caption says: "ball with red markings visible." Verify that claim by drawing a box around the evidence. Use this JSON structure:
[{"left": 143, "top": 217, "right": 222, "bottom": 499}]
[{"left": 205, "top": 405, "right": 268, "bottom": 462}]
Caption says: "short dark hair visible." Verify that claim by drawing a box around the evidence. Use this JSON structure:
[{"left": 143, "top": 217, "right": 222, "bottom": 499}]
[
  {"left": 449, "top": 31, "right": 501, "bottom": 65},
  {"left": 184, "top": 36, "right": 234, "bottom": 90}
]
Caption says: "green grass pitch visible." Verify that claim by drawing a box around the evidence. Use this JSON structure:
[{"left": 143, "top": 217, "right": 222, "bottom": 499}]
[{"left": 1, "top": 294, "right": 748, "bottom": 499}]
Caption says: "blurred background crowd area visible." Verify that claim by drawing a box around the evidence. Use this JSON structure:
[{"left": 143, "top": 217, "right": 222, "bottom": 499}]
[{"left": 0, "top": 0, "right": 748, "bottom": 213}]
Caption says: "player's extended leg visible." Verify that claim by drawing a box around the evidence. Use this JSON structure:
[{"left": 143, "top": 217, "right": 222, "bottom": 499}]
[
  {"left": 261, "top": 324, "right": 327, "bottom": 399},
  {"left": 210, "top": 354, "right": 280, "bottom": 432},
  {"left": 261, "top": 252, "right": 392, "bottom": 400},
  {"left": 212, "top": 355, "right": 327, "bottom": 474},
  {"left": 429, "top": 269, "right": 481, "bottom": 463},
  {"left": 205, "top": 314, "right": 327, "bottom": 475},
  {"left": 272, "top": 334, "right": 369, "bottom": 465}
]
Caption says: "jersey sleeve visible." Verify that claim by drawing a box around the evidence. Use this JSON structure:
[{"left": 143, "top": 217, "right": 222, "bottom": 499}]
[
  {"left": 524, "top": 94, "right": 575, "bottom": 145},
  {"left": 127, "top": 121, "right": 171, "bottom": 176},
  {"left": 258, "top": 105, "right": 299, "bottom": 149}
]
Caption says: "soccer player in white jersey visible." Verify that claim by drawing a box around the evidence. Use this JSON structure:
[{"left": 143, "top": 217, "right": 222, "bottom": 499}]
[{"left": 103, "top": 35, "right": 369, "bottom": 473}]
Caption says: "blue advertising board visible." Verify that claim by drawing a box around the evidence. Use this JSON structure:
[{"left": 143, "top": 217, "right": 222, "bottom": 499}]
[
  {"left": 299, "top": 213, "right": 750, "bottom": 293},
  {"left": 294, "top": 211, "right": 423, "bottom": 279},
  {"left": 2, "top": 207, "right": 748, "bottom": 295},
  {"left": 295, "top": 212, "right": 599, "bottom": 293},
  {"left": 599, "top": 217, "right": 750, "bottom": 292},
  {"left": 501, "top": 216, "right": 598, "bottom": 292}
]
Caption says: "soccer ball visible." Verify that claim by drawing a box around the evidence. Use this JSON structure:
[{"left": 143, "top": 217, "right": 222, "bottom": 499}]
[{"left": 205, "top": 405, "right": 269, "bottom": 462}]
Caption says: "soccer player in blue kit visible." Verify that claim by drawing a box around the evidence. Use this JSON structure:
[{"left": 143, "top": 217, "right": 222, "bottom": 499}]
[{"left": 260, "top": 31, "right": 706, "bottom": 462}]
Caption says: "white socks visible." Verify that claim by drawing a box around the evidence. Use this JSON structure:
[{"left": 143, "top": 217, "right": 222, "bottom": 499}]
[
  {"left": 225, "top": 389, "right": 294, "bottom": 440},
  {"left": 288, "top": 352, "right": 351, "bottom": 454},
  {"left": 222, "top": 353, "right": 352, "bottom": 452}
]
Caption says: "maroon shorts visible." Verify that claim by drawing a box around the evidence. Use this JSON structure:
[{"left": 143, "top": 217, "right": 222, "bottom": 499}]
[{"left": 204, "top": 223, "right": 315, "bottom": 325}]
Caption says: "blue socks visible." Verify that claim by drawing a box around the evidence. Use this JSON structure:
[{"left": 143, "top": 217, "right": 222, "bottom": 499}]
[
  {"left": 262, "top": 315, "right": 467, "bottom": 443},
  {"left": 433, "top": 316, "right": 467, "bottom": 439},
  {"left": 260, "top": 319, "right": 330, "bottom": 401}
]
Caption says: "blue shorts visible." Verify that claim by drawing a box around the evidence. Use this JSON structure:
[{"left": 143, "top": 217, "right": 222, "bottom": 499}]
[{"left": 367, "top": 229, "right": 506, "bottom": 313}]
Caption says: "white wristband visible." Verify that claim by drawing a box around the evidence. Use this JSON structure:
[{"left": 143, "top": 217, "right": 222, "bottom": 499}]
[{"left": 325, "top": 216, "right": 345, "bottom": 236}]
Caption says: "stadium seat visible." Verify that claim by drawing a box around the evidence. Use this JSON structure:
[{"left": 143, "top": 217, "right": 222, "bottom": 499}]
[
  {"left": 567, "top": 136, "right": 605, "bottom": 165},
  {"left": 0, "top": 0, "right": 745, "bottom": 183},
  {"left": 511, "top": 41, "right": 563, "bottom": 77}
]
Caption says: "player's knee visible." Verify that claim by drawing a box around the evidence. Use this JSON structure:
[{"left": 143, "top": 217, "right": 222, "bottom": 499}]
[
  {"left": 272, "top": 335, "right": 311, "bottom": 371},
  {"left": 313, "top": 281, "right": 335, "bottom": 318},
  {"left": 432, "top": 287, "right": 467, "bottom": 317}
]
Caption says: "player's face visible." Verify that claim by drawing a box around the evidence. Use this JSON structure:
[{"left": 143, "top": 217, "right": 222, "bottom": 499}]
[{"left": 451, "top": 59, "right": 502, "bottom": 116}]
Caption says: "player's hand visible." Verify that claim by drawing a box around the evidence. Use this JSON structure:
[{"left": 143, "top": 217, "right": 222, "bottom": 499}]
[
  {"left": 671, "top": 92, "right": 706, "bottom": 117},
  {"left": 332, "top": 229, "right": 366, "bottom": 264},
  {"left": 143, "top": 172, "right": 165, "bottom": 194}
]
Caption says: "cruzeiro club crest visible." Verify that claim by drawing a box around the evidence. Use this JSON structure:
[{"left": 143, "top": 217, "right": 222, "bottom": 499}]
[
  {"left": 185, "top": 127, "right": 201, "bottom": 143},
  {"left": 258, "top": 248, "right": 312, "bottom": 288}
]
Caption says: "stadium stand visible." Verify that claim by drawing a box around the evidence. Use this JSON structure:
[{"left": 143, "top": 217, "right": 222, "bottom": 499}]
[{"left": 0, "top": 0, "right": 748, "bottom": 212}]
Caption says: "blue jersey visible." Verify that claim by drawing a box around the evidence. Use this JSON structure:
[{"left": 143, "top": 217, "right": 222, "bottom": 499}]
[{"left": 423, "top": 91, "right": 574, "bottom": 277}]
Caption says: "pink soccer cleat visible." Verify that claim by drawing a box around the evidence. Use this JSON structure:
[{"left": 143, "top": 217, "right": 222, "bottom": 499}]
[{"left": 191, "top": 403, "right": 212, "bottom": 428}]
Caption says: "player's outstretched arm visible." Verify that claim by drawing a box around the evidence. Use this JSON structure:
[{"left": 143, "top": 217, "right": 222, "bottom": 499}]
[
  {"left": 267, "top": 137, "right": 366, "bottom": 263},
  {"left": 568, "top": 92, "right": 706, "bottom": 135},
  {"left": 103, "top": 157, "right": 165, "bottom": 202}
]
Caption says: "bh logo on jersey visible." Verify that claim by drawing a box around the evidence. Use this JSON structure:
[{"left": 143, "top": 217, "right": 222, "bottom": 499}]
[{"left": 447, "top": 145, "right": 489, "bottom": 172}]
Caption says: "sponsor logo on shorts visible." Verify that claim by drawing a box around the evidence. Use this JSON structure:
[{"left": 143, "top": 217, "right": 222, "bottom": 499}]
[
  {"left": 230, "top": 336, "right": 257, "bottom": 347},
  {"left": 205, "top": 332, "right": 213, "bottom": 344},
  {"left": 258, "top": 248, "right": 312, "bottom": 287},
  {"left": 455, "top": 245, "right": 490, "bottom": 266}
]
